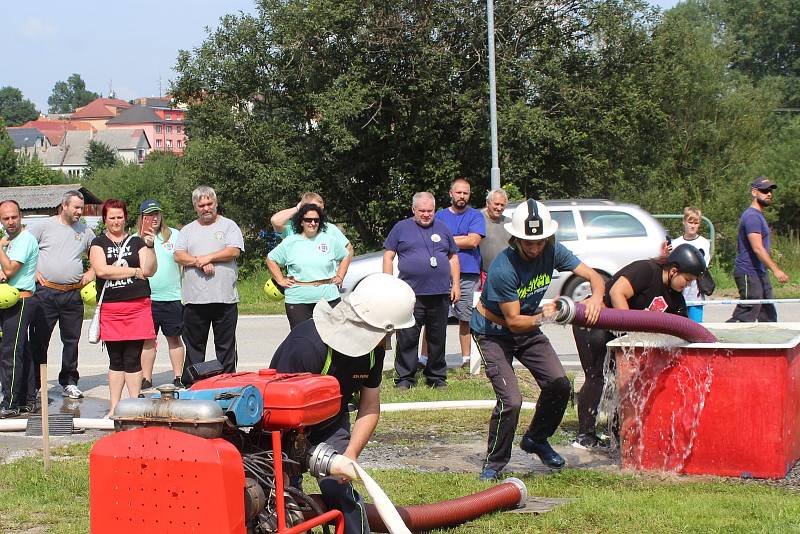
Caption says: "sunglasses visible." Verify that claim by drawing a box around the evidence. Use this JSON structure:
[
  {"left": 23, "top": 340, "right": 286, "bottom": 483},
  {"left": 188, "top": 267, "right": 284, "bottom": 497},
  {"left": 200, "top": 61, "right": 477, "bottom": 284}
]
[
  {"left": 302, "top": 217, "right": 320, "bottom": 224},
  {"left": 758, "top": 188, "right": 774, "bottom": 194}
]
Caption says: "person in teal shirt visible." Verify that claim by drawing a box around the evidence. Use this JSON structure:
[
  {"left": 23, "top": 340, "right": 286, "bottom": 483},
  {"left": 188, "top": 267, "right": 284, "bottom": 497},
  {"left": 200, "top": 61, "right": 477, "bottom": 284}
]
[
  {"left": 267, "top": 204, "right": 349, "bottom": 329},
  {"left": 135, "top": 200, "right": 185, "bottom": 389},
  {"left": 0, "top": 200, "right": 40, "bottom": 417}
]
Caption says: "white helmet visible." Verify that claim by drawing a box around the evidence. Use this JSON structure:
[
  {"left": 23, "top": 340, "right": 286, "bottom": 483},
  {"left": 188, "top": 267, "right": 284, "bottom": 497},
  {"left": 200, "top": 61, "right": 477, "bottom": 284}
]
[
  {"left": 349, "top": 273, "right": 416, "bottom": 331},
  {"left": 505, "top": 199, "right": 558, "bottom": 240}
]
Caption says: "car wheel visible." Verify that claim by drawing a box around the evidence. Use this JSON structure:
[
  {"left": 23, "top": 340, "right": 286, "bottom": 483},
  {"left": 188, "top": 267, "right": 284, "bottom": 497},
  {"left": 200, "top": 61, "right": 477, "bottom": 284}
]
[{"left": 561, "top": 273, "right": 610, "bottom": 302}]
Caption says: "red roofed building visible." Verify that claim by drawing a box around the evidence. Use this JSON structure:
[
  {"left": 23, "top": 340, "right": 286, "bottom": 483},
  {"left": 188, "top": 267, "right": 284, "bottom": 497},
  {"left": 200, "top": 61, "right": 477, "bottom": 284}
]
[
  {"left": 19, "top": 119, "right": 93, "bottom": 146},
  {"left": 70, "top": 97, "right": 133, "bottom": 130},
  {"left": 106, "top": 98, "right": 187, "bottom": 155}
]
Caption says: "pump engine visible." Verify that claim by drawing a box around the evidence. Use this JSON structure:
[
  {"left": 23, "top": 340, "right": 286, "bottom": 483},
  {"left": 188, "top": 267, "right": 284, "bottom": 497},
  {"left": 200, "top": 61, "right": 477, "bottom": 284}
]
[{"left": 90, "top": 369, "right": 346, "bottom": 533}]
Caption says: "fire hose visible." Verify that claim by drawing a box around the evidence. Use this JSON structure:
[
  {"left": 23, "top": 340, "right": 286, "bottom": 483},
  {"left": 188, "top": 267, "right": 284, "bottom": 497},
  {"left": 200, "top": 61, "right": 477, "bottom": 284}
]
[{"left": 552, "top": 296, "right": 718, "bottom": 343}]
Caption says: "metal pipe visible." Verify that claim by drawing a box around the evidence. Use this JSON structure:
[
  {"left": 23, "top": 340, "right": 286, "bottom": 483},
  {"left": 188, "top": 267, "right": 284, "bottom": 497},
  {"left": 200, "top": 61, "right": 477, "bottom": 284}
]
[{"left": 487, "top": 0, "right": 500, "bottom": 190}]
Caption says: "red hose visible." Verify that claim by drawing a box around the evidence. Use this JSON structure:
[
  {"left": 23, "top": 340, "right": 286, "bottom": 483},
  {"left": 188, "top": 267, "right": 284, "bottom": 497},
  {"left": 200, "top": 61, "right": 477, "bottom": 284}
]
[
  {"left": 363, "top": 478, "right": 526, "bottom": 532},
  {"left": 570, "top": 302, "right": 717, "bottom": 343}
]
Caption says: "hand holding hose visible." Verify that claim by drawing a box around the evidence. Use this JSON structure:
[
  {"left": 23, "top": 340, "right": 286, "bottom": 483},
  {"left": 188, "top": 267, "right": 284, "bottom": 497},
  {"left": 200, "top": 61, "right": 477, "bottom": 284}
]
[{"left": 581, "top": 294, "right": 603, "bottom": 326}]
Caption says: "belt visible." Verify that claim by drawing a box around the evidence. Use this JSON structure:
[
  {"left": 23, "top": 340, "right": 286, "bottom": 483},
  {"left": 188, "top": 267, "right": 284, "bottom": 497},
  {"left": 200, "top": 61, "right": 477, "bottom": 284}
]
[
  {"left": 41, "top": 279, "right": 83, "bottom": 292},
  {"left": 476, "top": 301, "right": 508, "bottom": 328},
  {"left": 290, "top": 278, "right": 334, "bottom": 287},
  {"left": 18, "top": 291, "right": 33, "bottom": 299}
]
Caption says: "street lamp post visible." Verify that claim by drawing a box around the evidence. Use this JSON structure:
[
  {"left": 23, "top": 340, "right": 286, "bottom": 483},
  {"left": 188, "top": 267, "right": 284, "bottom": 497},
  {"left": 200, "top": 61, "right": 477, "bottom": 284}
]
[{"left": 487, "top": 0, "right": 500, "bottom": 191}]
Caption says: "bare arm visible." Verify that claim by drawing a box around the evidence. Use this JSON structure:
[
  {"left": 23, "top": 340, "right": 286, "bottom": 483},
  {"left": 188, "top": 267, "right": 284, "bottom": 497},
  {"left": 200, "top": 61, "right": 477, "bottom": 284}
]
[
  {"left": 89, "top": 246, "right": 146, "bottom": 281},
  {"left": 449, "top": 253, "right": 461, "bottom": 304},
  {"left": 0, "top": 240, "right": 22, "bottom": 279},
  {"left": 266, "top": 258, "right": 294, "bottom": 288},
  {"left": 196, "top": 246, "right": 241, "bottom": 267},
  {"left": 608, "top": 276, "right": 635, "bottom": 310},
  {"left": 747, "top": 232, "right": 788, "bottom": 282},
  {"left": 343, "top": 386, "right": 380, "bottom": 461},
  {"left": 453, "top": 232, "right": 482, "bottom": 250},
  {"left": 138, "top": 246, "right": 157, "bottom": 278},
  {"left": 571, "top": 263, "right": 606, "bottom": 325},
  {"left": 382, "top": 250, "right": 396, "bottom": 274},
  {"left": 173, "top": 250, "right": 195, "bottom": 267},
  {"left": 334, "top": 244, "right": 354, "bottom": 284},
  {"left": 497, "top": 299, "right": 557, "bottom": 333},
  {"left": 270, "top": 206, "right": 298, "bottom": 233}
]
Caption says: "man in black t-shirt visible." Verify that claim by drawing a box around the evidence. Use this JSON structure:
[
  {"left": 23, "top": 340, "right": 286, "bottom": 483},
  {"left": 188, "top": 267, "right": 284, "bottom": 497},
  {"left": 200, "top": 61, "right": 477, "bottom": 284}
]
[{"left": 270, "top": 273, "right": 415, "bottom": 534}]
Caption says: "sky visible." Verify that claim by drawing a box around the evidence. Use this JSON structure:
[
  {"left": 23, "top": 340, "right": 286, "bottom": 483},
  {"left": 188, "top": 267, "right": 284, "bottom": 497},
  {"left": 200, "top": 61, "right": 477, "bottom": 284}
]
[{"left": 1, "top": 0, "right": 678, "bottom": 114}]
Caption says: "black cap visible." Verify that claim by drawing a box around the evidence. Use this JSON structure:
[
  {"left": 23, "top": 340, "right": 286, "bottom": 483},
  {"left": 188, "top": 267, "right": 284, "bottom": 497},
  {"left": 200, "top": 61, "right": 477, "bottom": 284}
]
[{"left": 751, "top": 176, "right": 777, "bottom": 191}]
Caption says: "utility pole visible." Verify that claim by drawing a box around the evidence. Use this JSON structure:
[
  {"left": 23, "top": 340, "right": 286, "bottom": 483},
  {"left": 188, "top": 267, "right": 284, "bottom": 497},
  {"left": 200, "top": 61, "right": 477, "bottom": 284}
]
[{"left": 487, "top": 0, "right": 501, "bottom": 191}]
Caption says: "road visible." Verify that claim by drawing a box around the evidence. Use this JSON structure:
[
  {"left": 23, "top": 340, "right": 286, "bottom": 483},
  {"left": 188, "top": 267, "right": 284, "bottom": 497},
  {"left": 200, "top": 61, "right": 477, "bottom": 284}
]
[{"left": 45, "top": 302, "right": 800, "bottom": 403}]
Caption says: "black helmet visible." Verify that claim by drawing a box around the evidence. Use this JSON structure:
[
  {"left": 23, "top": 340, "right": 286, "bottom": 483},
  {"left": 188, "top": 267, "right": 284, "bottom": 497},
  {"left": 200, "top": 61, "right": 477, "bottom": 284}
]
[{"left": 668, "top": 244, "right": 706, "bottom": 277}]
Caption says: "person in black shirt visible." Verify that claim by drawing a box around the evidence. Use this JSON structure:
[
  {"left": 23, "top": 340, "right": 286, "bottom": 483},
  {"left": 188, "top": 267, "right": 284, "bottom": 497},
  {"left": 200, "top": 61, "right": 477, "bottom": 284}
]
[
  {"left": 270, "top": 273, "right": 415, "bottom": 534},
  {"left": 571, "top": 244, "right": 706, "bottom": 449}
]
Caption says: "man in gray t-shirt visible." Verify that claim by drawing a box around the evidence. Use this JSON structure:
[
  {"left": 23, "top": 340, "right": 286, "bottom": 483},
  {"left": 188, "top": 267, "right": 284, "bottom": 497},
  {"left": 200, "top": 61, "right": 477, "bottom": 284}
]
[
  {"left": 480, "top": 189, "right": 511, "bottom": 275},
  {"left": 29, "top": 190, "right": 95, "bottom": 400},
  {"left": 174, "top": 186, "right": 244, "bottom": 383}
]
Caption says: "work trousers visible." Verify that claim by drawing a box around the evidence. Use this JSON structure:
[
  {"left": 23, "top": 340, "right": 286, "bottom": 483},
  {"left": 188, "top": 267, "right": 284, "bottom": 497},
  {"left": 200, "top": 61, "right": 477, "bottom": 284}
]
[
  {"left": 395, "top": 294, "right": 449, "bottom": 386},
  {"left": 29, "top": 285, "right": 84, "bottom": 387},
  {"left": 728, "top": 272, "right": 777, "bottom": 323},
  {"left": 572, "top": 325, "right": 616, "bottom": 435},
  {"left": 0, "top": 298, "right": 37, "bottom": 409},
  {"left": 181, "top": 303, "right": 238, "bottom": 384},
  {"left": 310, "top": 411, "right": 370, "bottom": 534},
  {"left": 475, "top": 330, "right": 571, "bottom": 472}
]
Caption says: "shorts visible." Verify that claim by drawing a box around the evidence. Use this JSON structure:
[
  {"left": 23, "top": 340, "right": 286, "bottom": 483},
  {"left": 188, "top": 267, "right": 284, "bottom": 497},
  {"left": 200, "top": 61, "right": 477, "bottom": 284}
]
[
  {"left": 452, "top": 273, "right": 480, "bottom": 321},
  {"left": 152, "top": 300, "right": 184, "bottom": 337}
]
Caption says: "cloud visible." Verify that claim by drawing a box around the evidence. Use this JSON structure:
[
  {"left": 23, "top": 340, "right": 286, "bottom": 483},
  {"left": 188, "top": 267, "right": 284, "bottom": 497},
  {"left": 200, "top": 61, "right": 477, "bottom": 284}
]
[{"left": 18, "top": 17, "right": 56, "bottom": 38}]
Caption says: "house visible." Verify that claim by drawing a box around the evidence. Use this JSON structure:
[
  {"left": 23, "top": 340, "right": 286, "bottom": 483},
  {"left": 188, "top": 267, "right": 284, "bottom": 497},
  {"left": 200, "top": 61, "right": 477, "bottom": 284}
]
[
  {"left": 6, "top": 127, "right": 49, "bottom": 151},
  {"left": 39, "top": 129, "right": 150, "bottom": 178},
  {"left": 106, "top": 100, "right": 187, "bottom": 155},
  {"left": 0, "top": 184, "right": 103, "bottom": 218},
  {"left": 19, "top": 119, "right": 93, "bottom": 146},
  {"left": 70, "top": 97, "right": 133, "bottom": 131}
]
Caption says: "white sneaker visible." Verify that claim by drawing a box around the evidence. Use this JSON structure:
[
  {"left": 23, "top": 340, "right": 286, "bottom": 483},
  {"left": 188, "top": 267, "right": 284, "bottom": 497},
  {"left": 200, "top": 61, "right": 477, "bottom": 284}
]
[{"left": 63, "top": 384, "right": 83, "bottom": 399}]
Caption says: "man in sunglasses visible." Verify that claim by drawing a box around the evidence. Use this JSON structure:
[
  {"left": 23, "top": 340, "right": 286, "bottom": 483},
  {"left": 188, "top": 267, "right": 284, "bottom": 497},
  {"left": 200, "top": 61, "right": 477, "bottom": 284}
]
[{"left": 728, "top": 176, "right": 789, "bottom": 322}]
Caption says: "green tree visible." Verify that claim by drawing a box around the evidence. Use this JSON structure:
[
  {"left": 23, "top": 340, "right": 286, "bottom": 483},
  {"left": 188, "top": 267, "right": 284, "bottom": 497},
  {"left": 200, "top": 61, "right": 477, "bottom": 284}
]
[
  {"left": 0, "top": 87, "right": 39, "bottom": 126},
  {"left": 13, "top": 154, "right": 66, "bottom": 186},
  {"left": 0, "top": 123, "right": 17, "bottom": 185},
  {"left": 84, "top": 141, "right": 118, "bottom": 179},
  {"left": 47, "top": 74, "right": 100, "bottom": 114}
]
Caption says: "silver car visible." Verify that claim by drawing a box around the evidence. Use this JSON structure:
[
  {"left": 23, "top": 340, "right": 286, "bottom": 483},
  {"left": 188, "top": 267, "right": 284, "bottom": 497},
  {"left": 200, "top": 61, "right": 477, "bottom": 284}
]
[{"left": 341, "top": 199, "right": 666, "bottom": 301}]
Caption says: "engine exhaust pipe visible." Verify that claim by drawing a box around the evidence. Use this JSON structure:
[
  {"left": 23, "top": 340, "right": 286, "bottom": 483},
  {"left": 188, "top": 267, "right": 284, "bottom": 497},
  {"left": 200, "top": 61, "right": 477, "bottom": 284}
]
[{"left": 552, "top": 297, "right": 717, "bottom": 343}]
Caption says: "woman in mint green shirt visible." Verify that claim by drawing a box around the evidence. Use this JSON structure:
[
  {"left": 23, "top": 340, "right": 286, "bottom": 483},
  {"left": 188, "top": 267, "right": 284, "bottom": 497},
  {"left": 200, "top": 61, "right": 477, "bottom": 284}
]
[{"left": 266, "top": 204, "right": 349, "bottom": 329}]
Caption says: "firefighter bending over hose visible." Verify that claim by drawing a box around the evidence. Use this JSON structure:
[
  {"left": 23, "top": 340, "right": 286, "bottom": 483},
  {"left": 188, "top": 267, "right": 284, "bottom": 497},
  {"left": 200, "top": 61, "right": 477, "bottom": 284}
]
[{"left": 270, "top": 273, "right": 416, "bottom": 534}]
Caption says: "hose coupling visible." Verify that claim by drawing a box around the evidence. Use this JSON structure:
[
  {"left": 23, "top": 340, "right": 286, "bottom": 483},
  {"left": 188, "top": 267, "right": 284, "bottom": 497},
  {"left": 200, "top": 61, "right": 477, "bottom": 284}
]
[
  {"left": 553, "top": 296, "right": 576, "bottom": 325},
  {"left": 308, "top": 442, "right": 339, "bottom": 477}
]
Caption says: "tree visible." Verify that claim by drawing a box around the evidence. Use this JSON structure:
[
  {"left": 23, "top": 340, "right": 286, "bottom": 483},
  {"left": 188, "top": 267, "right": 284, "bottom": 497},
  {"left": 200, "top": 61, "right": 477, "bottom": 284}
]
[
  {"left": 47, "top": 74, "right": 99, "bottom": 114},
  {"left": 0, "top": 87, "right": 39, "bottom": 126},
  {"left": 0, "top": 123, "right": 17, "bottom": 185},
  {"left": 84, "top": 141, "right": 118, "bottom": 178},
  {"left": 12, "top": 154, "right": 65, "bottom": 186}
]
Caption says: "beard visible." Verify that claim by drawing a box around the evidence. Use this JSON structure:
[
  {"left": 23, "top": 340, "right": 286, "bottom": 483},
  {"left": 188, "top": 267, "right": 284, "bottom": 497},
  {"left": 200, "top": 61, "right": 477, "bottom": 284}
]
[
  {"left": 453, "top": 198, "right": 467, "bottom": 209},
  {"left": 757, "top": 196, "right": 772, "bottom": 208}
]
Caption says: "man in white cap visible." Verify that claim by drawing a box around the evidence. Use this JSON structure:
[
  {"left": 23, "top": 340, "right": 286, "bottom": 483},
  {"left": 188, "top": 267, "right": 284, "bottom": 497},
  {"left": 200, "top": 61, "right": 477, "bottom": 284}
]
[
  {"left": 470, "top": 199, "right": 605, "bottom": 481},
  {"left": 269, "top": 273, "right": 415, "bottom": 534}
]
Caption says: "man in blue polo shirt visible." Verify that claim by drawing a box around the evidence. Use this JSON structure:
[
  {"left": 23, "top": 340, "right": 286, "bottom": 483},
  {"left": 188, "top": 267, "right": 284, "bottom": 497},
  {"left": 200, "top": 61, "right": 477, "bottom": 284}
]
[
  {"left": 436, "top": 178, "right": 485, "bottom": 368},
  {"left": 728, "top": 176, "right": 789, "bottom": 322},
  {"left": 383, "top": 192, "right": 459, "bottom": 389},
  {"left": 0, "top": 200, "right": 40, "bottom": 418}
]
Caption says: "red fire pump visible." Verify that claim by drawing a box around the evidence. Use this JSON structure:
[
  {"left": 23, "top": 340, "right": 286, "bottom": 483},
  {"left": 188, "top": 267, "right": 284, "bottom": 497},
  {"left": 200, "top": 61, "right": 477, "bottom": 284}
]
[{"left": 90, "top": 369, "right": 346, "bottom": 533}]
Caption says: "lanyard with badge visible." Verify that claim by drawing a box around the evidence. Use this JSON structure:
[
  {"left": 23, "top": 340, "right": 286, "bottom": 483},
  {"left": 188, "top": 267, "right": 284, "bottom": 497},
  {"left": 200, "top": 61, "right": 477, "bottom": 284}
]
[{"left": 417, "top": 225, "right": 440, "bottom": 268}]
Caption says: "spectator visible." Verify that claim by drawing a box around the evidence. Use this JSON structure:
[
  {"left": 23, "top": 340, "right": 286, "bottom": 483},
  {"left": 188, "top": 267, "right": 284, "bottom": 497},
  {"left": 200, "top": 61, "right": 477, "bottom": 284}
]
[
  {"left": 266, "top": 203, "right": 349, "bottom": 329},
  {"left": 270, "top": 191, "right": 354, "bottom": 258},
  {"left": 383, "top": 192, "right": 459, "bottom": 389},
  {"left": 672, "top": 207, "right": 711, "bottom": 322},
  {"left": 435, "top": 178, "right": 485, "bottom": 367},
  {"left": 471, "top": 199, "right": 604, "bottom": 481},
  {"left": 29, "top": 190, "right": 95, "bottom": 400},
  {"left": 0, "top": 200, "right": 39, "bottom": 418},
  {"left": 727, "top": 177, "right": 789, "bottom": 322},
  {"left": 479, "top": 188, "right": 511, "bottom": 285},
  {"left": 136, "top": 200, "right": 185, "bottom": 389},
  {"left": 173, "top": 186, "right": 244, "bottom": 384},
  {"left": 88, "top": 199, "right": 157, "bottom": 417}
]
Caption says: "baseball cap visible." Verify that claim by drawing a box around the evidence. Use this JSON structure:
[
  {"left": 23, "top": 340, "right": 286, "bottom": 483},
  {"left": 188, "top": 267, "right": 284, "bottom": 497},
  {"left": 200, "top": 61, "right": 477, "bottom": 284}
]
[
  {"left": 750, "top": 177, "right": 777, "bottom": 191},
  {"left": 139, "top": 199, "right": 163, "bottom": 214}
]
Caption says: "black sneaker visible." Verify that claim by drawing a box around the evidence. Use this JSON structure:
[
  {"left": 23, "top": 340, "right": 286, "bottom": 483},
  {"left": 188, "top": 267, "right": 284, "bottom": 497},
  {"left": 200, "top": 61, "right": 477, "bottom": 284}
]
[
  {"left": 426, "top": 380, "right": 448, "bottom": 390},
  {"left": 572, "top": 432, "right": 607, "bottom": 450},
  {"left": 520, "top": 435, "right": 566, "bottom": 469},
  {"left": 19, "top": 401, "right": 40, "bottom": 414},
  {"left": 0, "top": 407, "right": 20, "bottom": 419},
  {"left": 141, "top": 378, "right": 153, "bottom": 390},
  {"left": 172, "top": 377, "right": 184, "bottom": 389}
]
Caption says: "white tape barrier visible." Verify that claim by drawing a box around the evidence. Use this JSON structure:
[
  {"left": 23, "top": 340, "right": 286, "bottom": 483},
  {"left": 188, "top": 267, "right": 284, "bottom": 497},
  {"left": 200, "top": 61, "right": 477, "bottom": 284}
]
[
  {"left": 381, "top": 400, "right": 535, "bottom": 412},
  {"left": 0, "top": 418, "right": 114, "bottom": 432},
  {"left": 687, "top": 298, "right": 800, "bottom": 306}
]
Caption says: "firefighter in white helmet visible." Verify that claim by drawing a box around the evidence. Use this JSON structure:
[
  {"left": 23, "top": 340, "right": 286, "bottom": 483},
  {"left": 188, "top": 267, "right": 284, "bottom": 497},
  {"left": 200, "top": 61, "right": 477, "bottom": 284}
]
[
  {"left": 270, "top": 272, "right": 415, "bottom": 534},
  {"left": 470, "top": 199, "right": 605, "bottom": 481}
]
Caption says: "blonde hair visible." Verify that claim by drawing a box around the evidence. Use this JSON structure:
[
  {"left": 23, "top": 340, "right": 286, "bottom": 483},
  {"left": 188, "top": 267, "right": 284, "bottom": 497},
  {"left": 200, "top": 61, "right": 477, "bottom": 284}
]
[
  {"left": 683, "top": 207, "right": 701, "bottom": 222},
  {"left": 300, "top": 192, "right": 324, "bottom": 207}
]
